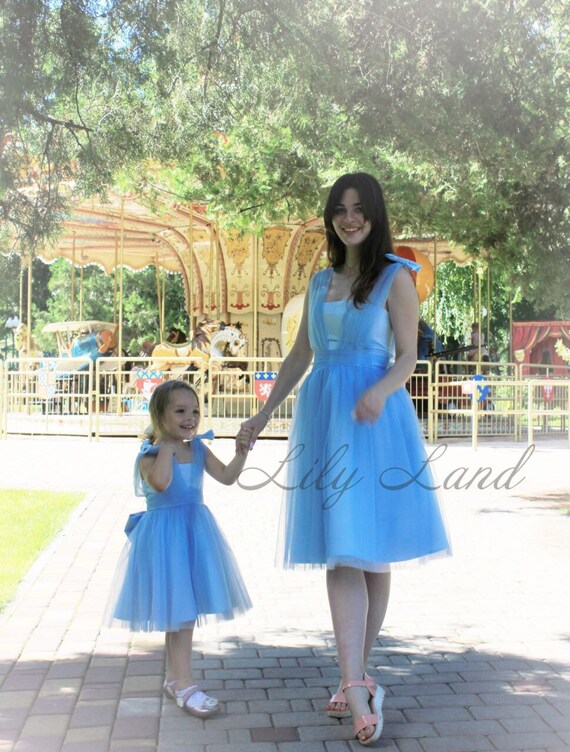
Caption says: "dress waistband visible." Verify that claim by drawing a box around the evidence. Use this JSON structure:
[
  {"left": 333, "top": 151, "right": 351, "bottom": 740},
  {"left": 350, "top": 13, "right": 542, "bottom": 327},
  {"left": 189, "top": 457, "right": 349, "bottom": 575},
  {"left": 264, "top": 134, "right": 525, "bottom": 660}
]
[{"left": 313, "top": 350, "right": 391, "bottom": 370}]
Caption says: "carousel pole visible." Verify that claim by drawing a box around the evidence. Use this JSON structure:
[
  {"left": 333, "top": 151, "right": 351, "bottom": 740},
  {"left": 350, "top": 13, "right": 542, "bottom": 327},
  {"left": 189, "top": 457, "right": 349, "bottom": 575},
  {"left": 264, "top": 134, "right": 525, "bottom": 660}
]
[
  {"left": 208, "top": 221, "right": 214, "bottom": 317},
  {"left": 26, "top": 253, "right": 32, "bottom": 355},
  {"left": 79, "top": 266, "right": 84, "bottom": 321},
  {"left": 70, "top": 233, "right": 76, "bottom": 320},
  {"left": 486, "top": 266, "right": 491, "bottom": 356},
  {"left": 477, "top": 272, "right": 483, "bottom": 363},
  {"left": 215, "top": 222, "right": 221, "bottom": 318},
  {"left": 253, "top": 234, "right": 259, "bottom": 358},
  {"left": 19, "top": 255, "right": 24, "bottom": 323},
  {"left": 509, "top": 292, "right": 513, "bottom": 363},
  {"left": 116, "top": 198, "right": 125, "bottom": 417},
  {"left": 432, "top": 237, "right": 438, "bottom": 353},
  {"left": 113, "top": 233, "right": 118, "bottom": 325},
  {"left": 188, "top": 205, "right": 194, "bottom": 333},
  {"left": 161, "top": 267, "right": 166, "bottom": 336},
  {"left": 155, "top": 251, "right": 163, "bottom": 339}
]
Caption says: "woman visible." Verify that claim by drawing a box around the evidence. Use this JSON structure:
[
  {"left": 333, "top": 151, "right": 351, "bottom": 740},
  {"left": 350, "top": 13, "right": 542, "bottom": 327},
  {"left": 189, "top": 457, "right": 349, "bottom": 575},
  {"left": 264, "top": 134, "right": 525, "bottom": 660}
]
[{"left": 242, "top": 172, "right": 450, "bottom": 745}]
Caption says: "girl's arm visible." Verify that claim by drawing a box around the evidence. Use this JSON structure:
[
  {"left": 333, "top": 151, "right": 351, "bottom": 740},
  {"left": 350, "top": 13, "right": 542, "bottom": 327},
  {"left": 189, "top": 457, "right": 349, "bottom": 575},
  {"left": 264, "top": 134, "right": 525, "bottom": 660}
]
[
  {"left": 353, "top": 267, "right": 419, "bottom": 423},
  {"left": 204, "top": 440, "right": 249, "bottom": 486},
  {"left": 241, "top": 290, "right": 313, "bottom": 444},
  {"left": 139, "top": 442, "right": 176, "bottom": 492}
]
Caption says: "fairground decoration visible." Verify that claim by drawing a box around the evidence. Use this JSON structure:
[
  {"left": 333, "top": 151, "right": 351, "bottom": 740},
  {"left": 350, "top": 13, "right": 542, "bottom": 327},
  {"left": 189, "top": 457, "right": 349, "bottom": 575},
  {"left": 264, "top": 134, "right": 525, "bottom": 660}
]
[
  {"left": 254, "top": 371, "right": 277, "bottom": 402},
  {"left": 462, "top": 374, "right": 490, "bottom": 402},
  {"left": 135, "top": 369, "right": 164, "bottom": 399},
  {"left": 542, "top": 384, "right": 554, "bottom": 403}
]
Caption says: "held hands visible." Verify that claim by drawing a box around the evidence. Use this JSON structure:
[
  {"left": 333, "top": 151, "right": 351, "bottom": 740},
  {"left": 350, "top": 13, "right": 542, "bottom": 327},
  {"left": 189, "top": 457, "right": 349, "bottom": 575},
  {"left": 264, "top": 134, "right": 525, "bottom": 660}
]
[
  {"left": 352, "top": 383, "right": 387, "bottom": 424},
  {"left": 235, "top": 425, "right": 254, "bottom": 455},
  {"left": 240, "top": 411, "right": 270, "bottom": 450}
]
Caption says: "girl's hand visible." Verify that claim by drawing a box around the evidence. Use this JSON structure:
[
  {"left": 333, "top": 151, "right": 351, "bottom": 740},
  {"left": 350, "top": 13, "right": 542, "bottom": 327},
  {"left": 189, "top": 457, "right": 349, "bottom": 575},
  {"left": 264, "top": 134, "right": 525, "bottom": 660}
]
[
  {"left": 156, "top": 438, "right": 178, "bottom": 455},
  {"left": 235, "top": 426, "right": 253, "bottom": 455},
  {"left": 353, "top": 383, "right": 387, "bottom": 424},
  {"left": 240, "top": 411, "right": 270, "bottom": 449}
]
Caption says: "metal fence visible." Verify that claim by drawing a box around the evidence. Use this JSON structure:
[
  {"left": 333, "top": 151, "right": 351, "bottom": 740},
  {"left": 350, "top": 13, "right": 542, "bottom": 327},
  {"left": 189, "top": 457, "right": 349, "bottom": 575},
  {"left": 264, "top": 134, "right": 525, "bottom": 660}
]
[{"left": 1, "top": 355, "right": 569, "bottom": 447}]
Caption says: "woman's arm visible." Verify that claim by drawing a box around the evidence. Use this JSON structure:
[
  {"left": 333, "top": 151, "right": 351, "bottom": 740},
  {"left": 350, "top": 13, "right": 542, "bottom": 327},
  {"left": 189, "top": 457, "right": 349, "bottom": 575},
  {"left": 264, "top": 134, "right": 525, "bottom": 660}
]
[
  {"left": 139, "top": 442, "right": 176, "bottom": 492},
  {"left": 241, "top": 290, "right": 314, "bottom": 444},
  {"left": 353, "top": 267, "right": 419, "bottom": 423}
]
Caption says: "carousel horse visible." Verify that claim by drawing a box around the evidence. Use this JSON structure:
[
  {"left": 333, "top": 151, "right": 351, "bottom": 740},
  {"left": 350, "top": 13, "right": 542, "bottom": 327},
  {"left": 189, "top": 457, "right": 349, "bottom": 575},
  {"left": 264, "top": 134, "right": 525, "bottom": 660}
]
[
  {"left": 14, "top": 323, "right": 42, "bottom": 359},
  {"left": 71, "top": 328, "right": 118, "bottom": 363},
  {"left": 209, "top": 325, "right": 249, "bottom": 394},
  {"left": 150, "top": 320, "right": 247, "bottom": 372}
]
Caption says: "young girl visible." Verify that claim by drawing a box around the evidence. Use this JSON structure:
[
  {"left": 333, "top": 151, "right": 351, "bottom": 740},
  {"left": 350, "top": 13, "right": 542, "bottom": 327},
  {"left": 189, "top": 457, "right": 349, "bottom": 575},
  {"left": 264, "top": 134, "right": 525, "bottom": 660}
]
[{"left": 106, "top": 379, "right": 252, "bottom": 717}]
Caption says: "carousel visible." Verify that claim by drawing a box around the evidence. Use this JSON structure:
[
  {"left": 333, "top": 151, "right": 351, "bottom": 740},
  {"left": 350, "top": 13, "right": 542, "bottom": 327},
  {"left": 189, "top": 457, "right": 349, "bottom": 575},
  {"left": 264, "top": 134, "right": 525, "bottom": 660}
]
[{"left": 1, "top": 191, "right": 568, "bottom": 444}]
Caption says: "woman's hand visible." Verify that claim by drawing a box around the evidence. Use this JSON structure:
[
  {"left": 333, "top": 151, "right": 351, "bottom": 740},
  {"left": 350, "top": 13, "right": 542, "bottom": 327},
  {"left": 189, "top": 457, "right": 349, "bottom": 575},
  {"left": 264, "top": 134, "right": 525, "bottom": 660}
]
[
  {"left": 240, "top": 411, "right": 270, "bottom": 449},
  {"left": 235, "top": 425, "right": 253, "bottom": 455},
  {"left": 353, "top": 383, "right": 388, "bottom": 424}
]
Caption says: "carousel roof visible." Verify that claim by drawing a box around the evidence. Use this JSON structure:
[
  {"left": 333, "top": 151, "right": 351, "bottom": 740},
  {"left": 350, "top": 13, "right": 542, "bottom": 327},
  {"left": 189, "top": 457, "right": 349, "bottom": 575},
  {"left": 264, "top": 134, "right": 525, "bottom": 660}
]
[
  {"left": 35, "top": 192, "right": 213, "bottom": 275},
  {"left": 26, "top": 191, "right": 470, "bottom": 273}
]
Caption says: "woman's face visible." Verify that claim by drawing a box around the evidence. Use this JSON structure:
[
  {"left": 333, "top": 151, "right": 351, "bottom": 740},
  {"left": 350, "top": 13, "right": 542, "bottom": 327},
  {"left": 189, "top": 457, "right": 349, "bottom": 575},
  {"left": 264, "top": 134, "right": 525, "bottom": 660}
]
[{"left": 331, "top": 187, "right": 372, "bottom": 249}]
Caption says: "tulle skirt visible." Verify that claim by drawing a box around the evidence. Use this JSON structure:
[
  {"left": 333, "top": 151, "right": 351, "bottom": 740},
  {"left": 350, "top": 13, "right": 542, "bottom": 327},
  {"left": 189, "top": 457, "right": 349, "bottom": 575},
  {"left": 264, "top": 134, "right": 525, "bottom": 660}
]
[
  {"left": 106, "top": 502, "right": 252, "bottom": 631},
  {"left": 277, "top": 351, "right": 451, "bottom": 572}
]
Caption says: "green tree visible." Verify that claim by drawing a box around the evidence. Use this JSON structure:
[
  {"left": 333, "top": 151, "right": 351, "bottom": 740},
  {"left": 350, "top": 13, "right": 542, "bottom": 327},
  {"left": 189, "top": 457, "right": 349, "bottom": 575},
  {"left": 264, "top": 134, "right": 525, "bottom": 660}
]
[
  {"left": 1, "top": 0, "right": 568, "bottom": 316},
  {"left": 32, "top": 258, "right": 186, "bottom": 354}
]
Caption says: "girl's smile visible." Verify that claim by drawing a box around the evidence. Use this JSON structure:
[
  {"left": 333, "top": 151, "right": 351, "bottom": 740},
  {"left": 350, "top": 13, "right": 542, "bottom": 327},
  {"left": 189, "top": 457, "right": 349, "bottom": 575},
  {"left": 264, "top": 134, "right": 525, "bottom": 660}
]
[{"left": 160, "top": 390, "right": 200, "bottom": 442}]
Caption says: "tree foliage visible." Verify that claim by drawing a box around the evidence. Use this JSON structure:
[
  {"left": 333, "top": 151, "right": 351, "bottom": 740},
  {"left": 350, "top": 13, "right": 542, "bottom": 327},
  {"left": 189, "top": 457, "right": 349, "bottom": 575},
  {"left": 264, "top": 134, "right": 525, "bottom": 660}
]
[{"left": 1, "top": 0, "right": 568, "bottom": 316}]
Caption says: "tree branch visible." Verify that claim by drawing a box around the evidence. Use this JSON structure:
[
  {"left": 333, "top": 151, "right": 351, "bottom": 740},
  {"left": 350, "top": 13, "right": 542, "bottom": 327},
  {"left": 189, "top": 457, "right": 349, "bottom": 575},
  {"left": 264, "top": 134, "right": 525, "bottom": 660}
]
[{"left": 22, "top": 105, "right": 93, "bottom": 133}]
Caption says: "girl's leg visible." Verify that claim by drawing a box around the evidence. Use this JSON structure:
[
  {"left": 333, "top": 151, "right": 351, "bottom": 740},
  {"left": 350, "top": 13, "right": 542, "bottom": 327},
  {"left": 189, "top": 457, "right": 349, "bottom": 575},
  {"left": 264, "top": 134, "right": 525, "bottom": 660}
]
[
  {"left": 326, "top": 567, "right": 390, "bottom": 743},
  {"left": 165, "top": 626, "right": 195, "bottom": 689},
  {"left": 165, "top": 625, "right": 220, "bottom": 717}
]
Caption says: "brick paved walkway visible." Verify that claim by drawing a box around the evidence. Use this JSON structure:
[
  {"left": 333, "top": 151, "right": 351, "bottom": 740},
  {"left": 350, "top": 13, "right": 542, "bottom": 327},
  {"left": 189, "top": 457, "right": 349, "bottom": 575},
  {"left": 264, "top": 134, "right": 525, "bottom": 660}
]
[{"left": 0, "top": 436, "right": 568, "bottom": 752}]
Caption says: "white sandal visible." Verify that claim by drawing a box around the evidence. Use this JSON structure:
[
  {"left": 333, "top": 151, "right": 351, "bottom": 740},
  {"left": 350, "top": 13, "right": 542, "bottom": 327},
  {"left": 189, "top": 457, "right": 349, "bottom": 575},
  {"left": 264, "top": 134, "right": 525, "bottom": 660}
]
[
  {"left": 175, "top": 684, "right": 220, "bottom": 718},
  {"left": 162, "top": 680, "right": 177, "bottom": 701}
]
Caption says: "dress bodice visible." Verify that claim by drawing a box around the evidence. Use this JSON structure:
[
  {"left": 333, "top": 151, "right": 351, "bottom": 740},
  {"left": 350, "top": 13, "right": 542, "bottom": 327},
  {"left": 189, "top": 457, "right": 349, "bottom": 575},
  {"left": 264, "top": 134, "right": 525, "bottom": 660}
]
[
  {"left": 309, "top": 255, "right": 420, "bottom": 359},
  {"left": 134, "top": 431, "right": 214, "bottom": 510}
]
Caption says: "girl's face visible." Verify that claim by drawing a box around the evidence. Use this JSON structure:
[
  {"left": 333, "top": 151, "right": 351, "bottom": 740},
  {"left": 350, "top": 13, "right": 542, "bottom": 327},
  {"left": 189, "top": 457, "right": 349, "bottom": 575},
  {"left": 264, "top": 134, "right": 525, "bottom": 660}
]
[
  {"left": 158, "top": 389, "right": 200, "bottom": 442},
  {"left": 331, "top": 187, "right": 372, "bottom": 250}
]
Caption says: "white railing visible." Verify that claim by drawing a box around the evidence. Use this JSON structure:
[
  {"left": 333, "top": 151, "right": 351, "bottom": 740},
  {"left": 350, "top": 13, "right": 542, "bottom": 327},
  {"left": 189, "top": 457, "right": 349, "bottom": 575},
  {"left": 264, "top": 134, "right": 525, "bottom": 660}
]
[{"left": 1, "top": 356, "right": 569, "bottom": 448}]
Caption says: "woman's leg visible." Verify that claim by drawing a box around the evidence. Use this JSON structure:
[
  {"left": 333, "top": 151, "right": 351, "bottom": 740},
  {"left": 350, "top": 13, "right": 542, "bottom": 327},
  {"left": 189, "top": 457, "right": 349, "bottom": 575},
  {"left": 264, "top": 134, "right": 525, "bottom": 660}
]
[
  {"left": 327, "top": 567, "right": 391, "bottom": 742},
  {"left": 165, "top": 627, "right": 195, "bottom": 689},
  {"left": 363, "top": 570, "right": 391, "bottom": 661}
]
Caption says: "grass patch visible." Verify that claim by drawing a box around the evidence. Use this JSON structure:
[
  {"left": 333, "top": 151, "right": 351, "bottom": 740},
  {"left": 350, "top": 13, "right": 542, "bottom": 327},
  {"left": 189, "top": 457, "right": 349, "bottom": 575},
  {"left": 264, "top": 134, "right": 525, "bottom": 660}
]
[{"left": 0, "top": 489, "right": 84, "bottom": 612}]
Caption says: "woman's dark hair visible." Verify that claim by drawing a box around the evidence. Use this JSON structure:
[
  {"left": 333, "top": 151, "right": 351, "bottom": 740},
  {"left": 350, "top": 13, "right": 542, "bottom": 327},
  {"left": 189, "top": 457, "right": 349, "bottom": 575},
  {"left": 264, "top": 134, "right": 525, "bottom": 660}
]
[
  {"left": 323, "top": 172, "right": 394, "bottom": 307},
  {"left": 146, "top": 380, "right": 200, "bottom": 442}
]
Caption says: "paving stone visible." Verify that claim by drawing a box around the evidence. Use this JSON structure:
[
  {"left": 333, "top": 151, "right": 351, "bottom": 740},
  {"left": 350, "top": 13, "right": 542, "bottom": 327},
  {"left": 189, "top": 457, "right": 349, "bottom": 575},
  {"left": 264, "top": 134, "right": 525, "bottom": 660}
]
[
  {"left": 61, "top": 742, "right": 109, "bottom": 752},
  {"left": 20, "top": 713, "right": 69, "bottom": 737},
  {"left": 0, "top": 692, "right": 36, "bottom": 710},
  {"left": 111, "top": 716, "right": 159, "bottom": 740},
  {"left": 1, "top": 440, "right": 570, "bottom": 752},
  {"left": 419, "top": 736, "right": 494, "bottom": 752},
  {"left": 1, "top": 674, "right": 45, "bottom": 691},
  {"left": 13, "top": 738, "right": 64, "bottom": 752},
  {"left": 487, "top": 733, "right": 565, "bottom": 750},
  {"left": 29, "top": 695, "right": 76, "bottom": 715},
  {"left": 207, "top": 745, "right": 278, "bottom": 752},
  {"left": 251, "top": 727, "right": 300, "bottom": 742},
  {"left": 272, "top": 711, "right": 340, "bottom": 728},
  {"left": 117, "top": 697, "right": 160, "bottom": 717},
  {"left": 68, "top": 700, "right": 117, "bottom": 727}
]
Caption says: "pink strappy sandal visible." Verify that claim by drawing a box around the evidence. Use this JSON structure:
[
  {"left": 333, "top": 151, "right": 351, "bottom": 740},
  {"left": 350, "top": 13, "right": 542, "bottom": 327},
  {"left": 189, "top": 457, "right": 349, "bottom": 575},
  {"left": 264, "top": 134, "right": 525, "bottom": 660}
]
[
  {"left": 326, "top": 684, "right": 351, "bottom": 718},
  {"left": 342, "top": 674, "right": 385, "bottom": 746}
]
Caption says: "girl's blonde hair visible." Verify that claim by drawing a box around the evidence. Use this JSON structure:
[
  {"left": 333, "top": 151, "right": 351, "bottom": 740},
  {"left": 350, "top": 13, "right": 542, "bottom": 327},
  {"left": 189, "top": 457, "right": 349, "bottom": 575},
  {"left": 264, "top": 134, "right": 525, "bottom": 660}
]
[{"left": 145, "top": 380, "right": 200, "bottom": 443}]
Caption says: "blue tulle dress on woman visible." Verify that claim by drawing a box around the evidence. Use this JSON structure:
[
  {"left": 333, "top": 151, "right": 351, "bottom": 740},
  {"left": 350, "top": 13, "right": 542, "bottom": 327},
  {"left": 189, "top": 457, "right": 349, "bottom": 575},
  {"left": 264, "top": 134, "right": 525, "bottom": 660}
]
[
  {"left": 107, "top": 432, "right": 252, "bottom": 631},
  {"left": 277, "top": 255, "right": 451, "bottom": 572}
]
